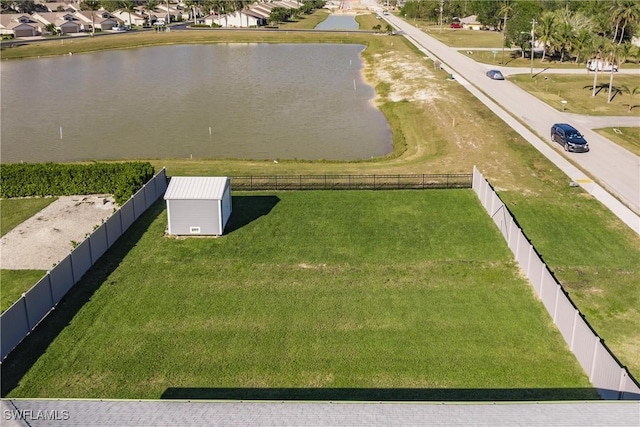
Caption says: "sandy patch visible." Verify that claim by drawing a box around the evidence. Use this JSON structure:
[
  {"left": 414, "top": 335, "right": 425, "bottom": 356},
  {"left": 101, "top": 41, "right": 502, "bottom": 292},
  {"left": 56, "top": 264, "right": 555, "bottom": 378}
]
[
  {"left": 1, "top": 195, "right": 117, "bottom": 270},
  {"left": 370, "top": 51, "right": 442, "bottom": 104}
]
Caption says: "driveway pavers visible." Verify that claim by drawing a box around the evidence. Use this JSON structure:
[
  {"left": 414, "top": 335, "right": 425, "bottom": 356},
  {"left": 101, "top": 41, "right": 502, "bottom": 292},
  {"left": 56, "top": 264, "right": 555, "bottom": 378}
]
[{"left": 2, "top": 399, "right": 639, "bottom": 426}]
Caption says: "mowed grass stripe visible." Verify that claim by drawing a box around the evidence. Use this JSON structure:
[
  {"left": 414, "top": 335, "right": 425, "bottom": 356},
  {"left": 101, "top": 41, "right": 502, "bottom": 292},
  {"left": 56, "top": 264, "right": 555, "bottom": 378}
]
[{"left": 6, "top": 190, "right": 594, "bottom": 399}]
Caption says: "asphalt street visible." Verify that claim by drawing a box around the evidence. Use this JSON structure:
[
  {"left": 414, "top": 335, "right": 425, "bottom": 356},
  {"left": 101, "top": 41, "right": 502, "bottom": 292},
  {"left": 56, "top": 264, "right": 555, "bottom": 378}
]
[{"left": 384, "top": 14, "right": 640, "bottom": 234}]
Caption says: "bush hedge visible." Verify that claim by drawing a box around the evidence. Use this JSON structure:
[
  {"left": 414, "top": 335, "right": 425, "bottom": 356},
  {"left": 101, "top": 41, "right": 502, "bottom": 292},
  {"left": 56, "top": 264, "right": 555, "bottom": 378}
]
[{"left": 0, "top": 162, "right": 155, "bottom": 205}]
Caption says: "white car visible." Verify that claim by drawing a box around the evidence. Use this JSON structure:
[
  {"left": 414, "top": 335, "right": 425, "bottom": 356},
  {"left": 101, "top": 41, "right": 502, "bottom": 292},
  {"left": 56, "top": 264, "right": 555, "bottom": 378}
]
[{"left": 586, "top": 59, "right": 618, "bottom": 72}]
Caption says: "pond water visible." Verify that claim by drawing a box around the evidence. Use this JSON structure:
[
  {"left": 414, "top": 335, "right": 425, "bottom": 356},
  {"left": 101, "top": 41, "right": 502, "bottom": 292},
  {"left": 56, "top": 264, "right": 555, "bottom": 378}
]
[
  {"left": 0, "top": 43, "right": 391, "bottom": 163},
  {"left": 314, "top": 15, "right": 359, "bottom": 31}
]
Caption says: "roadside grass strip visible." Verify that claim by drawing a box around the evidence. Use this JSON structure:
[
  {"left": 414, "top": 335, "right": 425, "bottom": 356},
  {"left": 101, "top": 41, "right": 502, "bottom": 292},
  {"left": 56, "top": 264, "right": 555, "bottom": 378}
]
[{"left": 4, "top": 190, "right": 595, "bottom": 400}]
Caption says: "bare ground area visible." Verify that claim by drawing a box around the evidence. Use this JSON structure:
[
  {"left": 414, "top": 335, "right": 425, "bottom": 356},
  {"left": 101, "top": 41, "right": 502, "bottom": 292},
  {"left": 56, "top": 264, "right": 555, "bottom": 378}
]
[{"left": 0, "top": 195, "right": 116, "bottom": 270}]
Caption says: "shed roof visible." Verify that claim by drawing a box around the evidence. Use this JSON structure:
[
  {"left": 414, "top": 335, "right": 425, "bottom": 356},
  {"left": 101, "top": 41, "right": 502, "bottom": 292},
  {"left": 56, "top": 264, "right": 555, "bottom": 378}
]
[{"left": 164, "top": 176, "right": 229, "bottom": 200}]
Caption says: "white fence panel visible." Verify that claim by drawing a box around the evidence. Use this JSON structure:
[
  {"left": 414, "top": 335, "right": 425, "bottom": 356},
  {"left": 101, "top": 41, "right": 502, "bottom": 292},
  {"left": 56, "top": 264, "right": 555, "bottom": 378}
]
[
  {"left": 105, "top": 211, "right": 123, "bottom": 247},
  {"left": 24, "top": 275, "right": 54, "bottom": 329},
  {"left": 144, "top": 183, "right": 157, "bottom": 210},
  {"left": 571, "top": 317, "right": 597, "bottom": 373},
  {"left": 554, "top": 297, "right": 577, "bottom": 343},
  {"left": 71, "top": 239, "right": 92, "bottom": 282},
  {"left": 515, "top": 233, "right": 531, "bottom": 270},
  {"left": 526, "top": 251, "right": 544, "bottom": 296},
  {"left": 120, "top": 200, "right": 135, "bottom": 233},
  {"left": 49, "top": 255, "right": 75, "bottom": 304},
  {"left": 507, "top": 219, "right": 519, "bottom": 253},
  {"left": 592, "top": 348, "right": 628, "bottom": 399},
  {"left": 132, "top": 188, "right": 147, "bottom": 219},
  {"left": 1, "top": 300, "right": 30, "bottom": 360},
  {"left": 539, "top": 269, "right": 558, "bottom": 314},
  {"left": 90, "top": 222, "right": 109, "bottom": 262},
  {"left": 621, "top": 371, "right": 640, "bottom": 399},
  {"left": 155, "top": 168, "right": 168, "bottom": 195}
]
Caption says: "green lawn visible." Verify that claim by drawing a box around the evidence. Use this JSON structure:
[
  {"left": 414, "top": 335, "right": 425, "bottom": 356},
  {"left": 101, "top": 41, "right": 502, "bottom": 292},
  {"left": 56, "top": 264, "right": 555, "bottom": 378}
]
[
  {"left": 411, "top": 24, "right": 503, "bottom": 48},
  {"left": 0, "top": 197, "right": 57, "bottom": 236},
  {"left": 594, "top": 127, "right": 640, "bottom": 156},
  {"left": 509, "top": 73, "right": 640, "bottom": 116},
  {"left": 1, "top": 198, "right": 54, "bottom": 312},
  {"left": 2, "top": 191, "right": 596, "bottom": 400},
  {"left": 1, "top": 270, "right": 47, "bottom": 313}
]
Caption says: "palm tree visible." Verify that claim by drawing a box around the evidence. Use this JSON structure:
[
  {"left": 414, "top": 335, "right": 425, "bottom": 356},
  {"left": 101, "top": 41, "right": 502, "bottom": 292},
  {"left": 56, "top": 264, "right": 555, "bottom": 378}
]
[
  {"left": 589, "top": 36, "right": 606, "bottom": 97},
  {"left": 537, "top": 11, "right": 556, "bottom": 62},
  {"left": 81, "top": 0, "right": 100, "bottom": 35},
  {"left": 605, "top": 41, "right": 622, "bottom": 103},
  {"left": 499, "top": 0, "right": 513, "bottom": 65},
  {"left": 619, "top": 85, "right": 640, "bottom": 111},
  {"left": 119, "top": 0, "right": 136, "bottom": 28},
  {"left": 144, "top": 0, "right": 158, "bottom": 26},
  {"left": 572, "top": 28, "right": 592, "bottom": 64},
  {"left": 610, "top": 0, "right": 640, "bottom": 44}
]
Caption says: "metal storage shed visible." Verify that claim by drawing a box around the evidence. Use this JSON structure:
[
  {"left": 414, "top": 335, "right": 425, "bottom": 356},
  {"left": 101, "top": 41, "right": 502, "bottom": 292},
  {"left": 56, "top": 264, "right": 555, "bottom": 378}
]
[{"left": 164, "top": 176, "right": 232, "bottom": 236}]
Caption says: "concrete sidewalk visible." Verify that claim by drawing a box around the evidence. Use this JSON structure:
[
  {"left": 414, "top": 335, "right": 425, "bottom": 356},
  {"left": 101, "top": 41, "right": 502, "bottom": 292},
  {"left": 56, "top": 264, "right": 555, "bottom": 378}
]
[{"left": 2, "top": 399, "right": 639, "bottom": 426}]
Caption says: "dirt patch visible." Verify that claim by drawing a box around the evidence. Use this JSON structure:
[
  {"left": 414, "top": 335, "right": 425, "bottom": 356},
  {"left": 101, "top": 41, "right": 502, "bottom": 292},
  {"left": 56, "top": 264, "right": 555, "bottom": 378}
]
[
  {"left": 371, "top": 51, "right": 442, "bottom": 104},
  {"left": 1, "top": 195, "right": 117, "bottom": 271}
]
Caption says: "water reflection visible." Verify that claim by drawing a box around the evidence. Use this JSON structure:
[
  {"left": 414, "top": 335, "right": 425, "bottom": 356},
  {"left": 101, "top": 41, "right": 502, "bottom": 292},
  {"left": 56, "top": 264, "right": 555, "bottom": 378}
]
[
  {"left": 315, "top": 15, "right": 359, "bottom": 31},
  {"left": 1, "top": 44, "right": 391, "bottom": 163}
]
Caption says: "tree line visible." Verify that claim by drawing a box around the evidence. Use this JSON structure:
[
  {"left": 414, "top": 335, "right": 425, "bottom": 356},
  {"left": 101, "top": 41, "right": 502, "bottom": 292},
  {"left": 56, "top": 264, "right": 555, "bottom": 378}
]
[{"left": 399, "top": 0, "right": 639, "bottom": 63}]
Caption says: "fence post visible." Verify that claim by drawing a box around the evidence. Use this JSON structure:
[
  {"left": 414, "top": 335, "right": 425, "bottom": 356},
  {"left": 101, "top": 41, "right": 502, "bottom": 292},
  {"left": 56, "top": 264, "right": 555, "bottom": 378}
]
[
  {"left": 589, "top": 335, "right": 600, "bottom": 382},
  {"left": 553, "top": 283, "right": 561, "bottom": 323},
  {"left": 538, "top": 263, "right": 545, "bottom": 298},
  {"left": 69, "top": 251, "right": 76, "bottom": 285},
  {"left": 569, "top": 309, "right": 579, "bottom": 351},
  {"left": 22, "top": 294, "right": 31, "bottom": 331},
  {"left": 48, "top": 272, "right": 55, "bottom": 307}
]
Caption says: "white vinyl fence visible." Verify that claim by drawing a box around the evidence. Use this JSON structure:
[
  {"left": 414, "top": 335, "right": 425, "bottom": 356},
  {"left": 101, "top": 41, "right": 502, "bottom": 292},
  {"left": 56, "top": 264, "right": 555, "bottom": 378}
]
[
  {"left": 472, "top": 166, "right": 639, "bottom": 400},
  {"left": 1, "top": 168, "right": 167, "bottom": 361}
]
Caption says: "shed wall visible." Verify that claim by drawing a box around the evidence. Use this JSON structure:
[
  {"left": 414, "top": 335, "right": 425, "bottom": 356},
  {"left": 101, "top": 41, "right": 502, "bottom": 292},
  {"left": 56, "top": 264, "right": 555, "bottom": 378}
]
[
  {"left": 167, "top": 199, "right": 220, "bottom": 235},
  {"left": 221, "top": 181, "right": 232, "bottom": 232}
]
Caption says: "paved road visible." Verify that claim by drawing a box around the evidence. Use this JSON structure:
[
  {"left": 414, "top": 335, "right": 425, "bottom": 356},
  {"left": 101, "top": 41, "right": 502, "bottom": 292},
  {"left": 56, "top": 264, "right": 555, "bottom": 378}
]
[
  {"left": 384, "top": 14, "right": 640, "bottom": 233},
  {"left": 2, "top": 399, "right": 639, "bottom": 426}
]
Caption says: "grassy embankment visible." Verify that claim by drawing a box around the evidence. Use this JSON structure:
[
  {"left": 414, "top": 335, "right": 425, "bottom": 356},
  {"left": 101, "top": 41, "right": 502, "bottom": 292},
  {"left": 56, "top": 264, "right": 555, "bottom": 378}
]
[
  {"left": 1, "top": 24, "right": 639, "bottom": 385},
  {"left": 594, "top": 127, "right": 640, "bottom": 156},
  {"left": 3, "top": 191, "right": 596, "bottom": 400},
  {"left": 0, "top": 198, "right": 56, "bottom": 312}
]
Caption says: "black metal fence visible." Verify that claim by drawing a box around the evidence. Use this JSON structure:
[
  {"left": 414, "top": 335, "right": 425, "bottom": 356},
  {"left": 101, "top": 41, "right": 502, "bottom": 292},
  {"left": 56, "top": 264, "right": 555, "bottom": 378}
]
[{"left": 230, "top": 174, "right": 473, "bottom": 191}]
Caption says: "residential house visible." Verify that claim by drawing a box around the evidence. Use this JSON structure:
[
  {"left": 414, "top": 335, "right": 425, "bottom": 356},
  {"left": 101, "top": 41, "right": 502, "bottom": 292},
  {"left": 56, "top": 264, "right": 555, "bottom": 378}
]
[
  {"left": 32, "top": 12, "right": 82, "bottom": 34},
  {"left": 0, "top": 14, "right": 43, "bottom": 37},
  {"left": 211, "top": 9, "right": 265, "bottom": 28},
  {"left": 460, "top": 15, "right": 482, "bottom": 31},
  {"left": 40, "top": 2, "right": 81, "bottom": 13},
  {"left": 75, "top": 10, "right": 121, "bottom": 31},
  {"left": 111, "top": 9, "right": 147, "bottom": 27},
  {"left": 156, "top": 3, "right": 189, "bottom": 22}
]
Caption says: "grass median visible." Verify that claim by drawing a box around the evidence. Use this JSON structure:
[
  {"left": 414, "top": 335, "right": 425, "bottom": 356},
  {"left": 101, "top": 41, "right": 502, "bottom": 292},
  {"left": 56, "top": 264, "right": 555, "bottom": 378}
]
[
  {"left": 2, "top": 191, "right": 596, "bottom": 400},
  {"left": 510, "top": 73, "right": 640, "bottom": 116}
]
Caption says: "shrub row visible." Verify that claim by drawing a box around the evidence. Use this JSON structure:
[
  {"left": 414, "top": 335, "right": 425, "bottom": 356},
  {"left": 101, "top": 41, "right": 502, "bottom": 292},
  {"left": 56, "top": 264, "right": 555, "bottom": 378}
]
[{"left": 0, "top": 162, "right": 155, "bottom": 205}]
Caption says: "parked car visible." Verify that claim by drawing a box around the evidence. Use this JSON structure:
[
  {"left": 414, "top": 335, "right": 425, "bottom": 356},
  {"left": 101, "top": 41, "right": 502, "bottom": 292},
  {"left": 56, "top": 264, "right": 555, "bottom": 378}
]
[
  {"left": 550, "top": 123, "right": 589, "bottom": 153},
  {"left": 486, "top": 70, "right": 504, "bottom": 80},
  {"left": 450, "top": 22, "right": 462, "bottom": 28},
  {"left": 586, "top": 59, "right": 618, "bottom": 72}
]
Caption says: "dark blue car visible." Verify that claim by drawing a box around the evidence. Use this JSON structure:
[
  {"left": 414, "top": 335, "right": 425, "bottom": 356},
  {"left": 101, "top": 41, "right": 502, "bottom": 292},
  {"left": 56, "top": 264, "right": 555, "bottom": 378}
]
[{"left": 550, "top": 123, "right": 589, "bottom": 153}]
